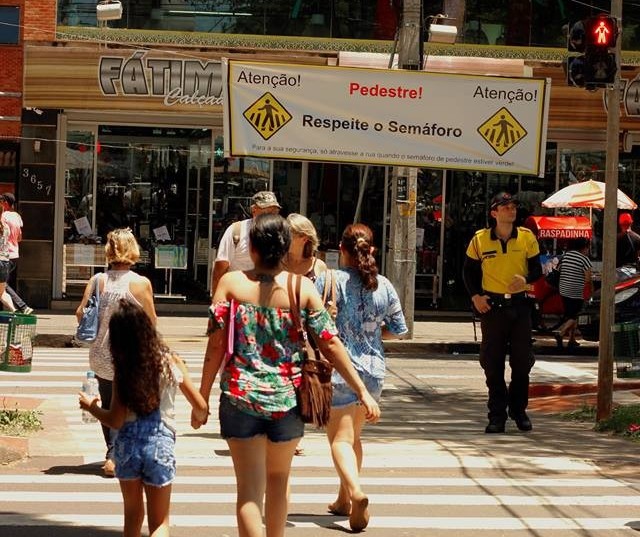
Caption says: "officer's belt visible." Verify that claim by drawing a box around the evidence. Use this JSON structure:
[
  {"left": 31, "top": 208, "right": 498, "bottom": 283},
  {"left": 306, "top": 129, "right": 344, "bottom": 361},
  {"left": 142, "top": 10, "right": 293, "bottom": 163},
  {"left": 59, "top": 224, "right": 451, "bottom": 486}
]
[{"left": 485, "top": 291, "right": 527, "bottom": 307}]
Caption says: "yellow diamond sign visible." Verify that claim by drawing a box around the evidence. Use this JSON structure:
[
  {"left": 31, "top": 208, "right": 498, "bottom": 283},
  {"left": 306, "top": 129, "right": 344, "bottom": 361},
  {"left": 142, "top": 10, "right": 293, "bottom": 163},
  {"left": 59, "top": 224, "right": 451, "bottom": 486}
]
[
  {"left": 477, "top": 107, "right": 527, "bottom": 156},
  {"left": 243, "top": 92, "right": 292, "bottom": 140}
]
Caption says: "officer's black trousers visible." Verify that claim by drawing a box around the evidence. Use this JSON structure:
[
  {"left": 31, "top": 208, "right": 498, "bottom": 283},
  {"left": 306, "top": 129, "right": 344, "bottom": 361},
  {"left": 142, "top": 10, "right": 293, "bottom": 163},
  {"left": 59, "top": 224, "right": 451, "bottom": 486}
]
[{"left": 479, "top": 301, "right": 535, "bottom": 421}]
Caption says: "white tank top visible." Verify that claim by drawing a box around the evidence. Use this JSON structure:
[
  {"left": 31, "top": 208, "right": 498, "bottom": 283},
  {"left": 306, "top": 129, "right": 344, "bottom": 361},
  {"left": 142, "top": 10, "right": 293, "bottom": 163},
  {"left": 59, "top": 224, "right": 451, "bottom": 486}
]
[{"left": 88, "top": 270, "right": 142, "bottom": 380}]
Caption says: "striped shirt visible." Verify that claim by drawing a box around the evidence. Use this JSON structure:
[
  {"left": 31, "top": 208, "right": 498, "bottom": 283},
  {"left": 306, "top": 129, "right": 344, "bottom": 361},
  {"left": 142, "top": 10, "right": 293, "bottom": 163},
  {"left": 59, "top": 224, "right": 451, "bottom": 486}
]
[{"left": 558, "top": 250, "right": 592, "bottom": 299}]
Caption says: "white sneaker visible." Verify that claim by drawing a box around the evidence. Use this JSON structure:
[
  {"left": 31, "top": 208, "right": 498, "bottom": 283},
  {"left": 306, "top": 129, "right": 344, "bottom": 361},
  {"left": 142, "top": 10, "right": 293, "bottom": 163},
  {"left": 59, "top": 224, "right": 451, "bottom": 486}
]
[{"left": 21, "top": 307, "right": 33, "bottom": 315}]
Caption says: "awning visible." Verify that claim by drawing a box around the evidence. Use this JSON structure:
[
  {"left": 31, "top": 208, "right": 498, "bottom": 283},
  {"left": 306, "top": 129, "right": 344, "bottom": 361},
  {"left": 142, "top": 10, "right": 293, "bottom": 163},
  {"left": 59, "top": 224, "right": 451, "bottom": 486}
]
[{"left": 524, "top": 216, "right": 592, "bottom": 239}]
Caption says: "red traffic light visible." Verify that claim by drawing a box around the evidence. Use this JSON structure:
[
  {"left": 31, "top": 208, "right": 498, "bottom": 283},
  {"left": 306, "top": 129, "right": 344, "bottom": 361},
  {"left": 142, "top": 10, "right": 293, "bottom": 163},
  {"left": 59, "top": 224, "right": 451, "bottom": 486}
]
[{"left": 585, "top": 16, "right": 617, "bottom": 48}]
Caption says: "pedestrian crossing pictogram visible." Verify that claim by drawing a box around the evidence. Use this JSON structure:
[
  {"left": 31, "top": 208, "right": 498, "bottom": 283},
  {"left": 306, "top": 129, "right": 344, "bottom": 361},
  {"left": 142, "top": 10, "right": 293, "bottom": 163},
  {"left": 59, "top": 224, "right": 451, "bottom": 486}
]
[
  {"left": 243, "top": 92, "right": 292, "bottom": 140},
  {"left": 477, "top": 107, "right": 527, "bottom": 156}
]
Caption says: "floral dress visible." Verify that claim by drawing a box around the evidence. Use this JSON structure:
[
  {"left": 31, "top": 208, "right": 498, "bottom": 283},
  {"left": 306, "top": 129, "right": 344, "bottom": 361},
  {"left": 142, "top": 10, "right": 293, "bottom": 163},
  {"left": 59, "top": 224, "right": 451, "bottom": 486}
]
[{"left": 209, "top": 301, "right": 337, "bottom": 419}]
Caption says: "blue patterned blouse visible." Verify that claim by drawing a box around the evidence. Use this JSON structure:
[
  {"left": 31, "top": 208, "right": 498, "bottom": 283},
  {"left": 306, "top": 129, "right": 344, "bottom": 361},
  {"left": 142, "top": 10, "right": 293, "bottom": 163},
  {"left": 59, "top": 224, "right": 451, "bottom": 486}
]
[{"left": 315, "top": 268, "right": 408, "bottom": 383}]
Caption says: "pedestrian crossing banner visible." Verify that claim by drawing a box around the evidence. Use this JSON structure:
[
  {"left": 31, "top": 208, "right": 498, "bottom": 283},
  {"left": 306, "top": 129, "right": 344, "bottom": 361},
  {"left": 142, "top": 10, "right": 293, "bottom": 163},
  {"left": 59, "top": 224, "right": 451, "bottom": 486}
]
[{"left": 222, "top": 59, "right": 551, "bottom": 177}]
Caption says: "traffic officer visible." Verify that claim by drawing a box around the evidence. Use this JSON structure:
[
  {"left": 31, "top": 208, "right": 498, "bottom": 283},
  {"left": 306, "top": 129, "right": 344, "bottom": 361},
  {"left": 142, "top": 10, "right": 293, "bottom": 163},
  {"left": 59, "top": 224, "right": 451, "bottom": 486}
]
[{"left": 463, "top": 192, "right": 541, "bottom": 434}]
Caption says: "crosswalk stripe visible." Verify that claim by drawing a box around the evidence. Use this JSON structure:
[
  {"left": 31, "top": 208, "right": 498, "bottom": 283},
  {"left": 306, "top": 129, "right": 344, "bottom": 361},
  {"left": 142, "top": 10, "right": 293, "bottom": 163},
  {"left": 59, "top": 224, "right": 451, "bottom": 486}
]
[
  {"left": 0, "top": 475, "right": 627, "bottom": 487},
  {"left": 74, "top": 454, "right": 598, "bottom": 470},
  {"left": 534, "top": 360, "right": 597, "bottom": 380},
  {"left": 4, "top": 491, "right": 640, "bottom": 506},
  {"left": 1, "top": 514, "right": 638, "bottom": 530}
]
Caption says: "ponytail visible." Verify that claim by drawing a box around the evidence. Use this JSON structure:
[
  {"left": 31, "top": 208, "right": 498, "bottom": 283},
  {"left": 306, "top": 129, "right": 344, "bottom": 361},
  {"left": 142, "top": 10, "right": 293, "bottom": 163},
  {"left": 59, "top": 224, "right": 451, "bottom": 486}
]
[{"left": 341, "top": 224, "right": 378, "bottom": 290}]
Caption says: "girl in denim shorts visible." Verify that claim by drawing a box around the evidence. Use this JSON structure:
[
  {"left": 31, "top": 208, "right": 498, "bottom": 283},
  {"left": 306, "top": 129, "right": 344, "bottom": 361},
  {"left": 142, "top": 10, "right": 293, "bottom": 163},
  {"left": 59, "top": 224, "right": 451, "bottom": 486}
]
[{"left": 79, "top": 299, "right": 207, "bottom": 536}]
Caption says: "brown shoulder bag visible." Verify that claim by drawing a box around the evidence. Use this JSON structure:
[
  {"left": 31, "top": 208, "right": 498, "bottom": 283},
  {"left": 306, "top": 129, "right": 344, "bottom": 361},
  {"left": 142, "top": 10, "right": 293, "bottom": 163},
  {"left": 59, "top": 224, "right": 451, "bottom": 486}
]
[{"left": 287, "top": 273, "right": 333, "bottom": 428}]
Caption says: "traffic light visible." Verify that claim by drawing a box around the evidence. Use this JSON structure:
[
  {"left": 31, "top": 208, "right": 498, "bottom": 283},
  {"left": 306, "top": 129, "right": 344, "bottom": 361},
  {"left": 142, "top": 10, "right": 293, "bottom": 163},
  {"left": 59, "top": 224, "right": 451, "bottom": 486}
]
[
  {"left": 567, "top": 20, "right": 586, "bottom": 87},
  {"left": 566, "top": 15, "right": 618, "bottom": 89},
  {"left": 583, "top": 15, "right": 618, "bottom": 88},
  {"left": 584, "top": 15, "right": 617, "bottom": 49}
]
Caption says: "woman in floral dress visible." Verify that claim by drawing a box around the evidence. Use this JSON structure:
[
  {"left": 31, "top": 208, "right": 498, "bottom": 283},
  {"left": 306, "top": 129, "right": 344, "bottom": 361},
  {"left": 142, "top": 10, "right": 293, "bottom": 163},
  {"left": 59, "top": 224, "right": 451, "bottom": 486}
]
[{"left": 191, "top": 213, "right": 379, "bottom": 537}]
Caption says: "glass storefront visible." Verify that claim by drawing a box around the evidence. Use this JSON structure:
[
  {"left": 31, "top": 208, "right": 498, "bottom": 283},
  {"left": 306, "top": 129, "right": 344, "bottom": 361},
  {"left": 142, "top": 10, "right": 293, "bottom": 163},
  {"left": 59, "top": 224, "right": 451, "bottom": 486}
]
[
  {"left": 57, "top": 1, "right": 640, "bottom": 51},
  {"left": 64, "top": 125, "right": 214, "bottom": 301},
  {"left": 61, "top": 127, "right": 640, "bottom": 311}
]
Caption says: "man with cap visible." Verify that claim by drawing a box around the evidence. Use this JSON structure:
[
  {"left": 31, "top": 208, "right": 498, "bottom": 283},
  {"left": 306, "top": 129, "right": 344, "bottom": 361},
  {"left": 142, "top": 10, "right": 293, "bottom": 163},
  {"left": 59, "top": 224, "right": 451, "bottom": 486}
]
[
  {"left": 210, "top": 191, "right": 281, "bottom": 296},
  {"left": 463, "top": 192, "right": 541, "bottom": 433},
  {"left": 616, "top": 212, "right": 640, "bottom": 267}
]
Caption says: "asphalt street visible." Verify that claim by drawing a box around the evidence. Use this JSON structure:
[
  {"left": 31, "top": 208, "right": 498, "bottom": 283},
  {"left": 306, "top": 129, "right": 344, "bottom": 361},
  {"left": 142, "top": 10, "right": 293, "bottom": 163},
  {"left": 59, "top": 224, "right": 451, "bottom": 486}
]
[{"left": 1, "top": 343, "right": 640, "bottom": 536}]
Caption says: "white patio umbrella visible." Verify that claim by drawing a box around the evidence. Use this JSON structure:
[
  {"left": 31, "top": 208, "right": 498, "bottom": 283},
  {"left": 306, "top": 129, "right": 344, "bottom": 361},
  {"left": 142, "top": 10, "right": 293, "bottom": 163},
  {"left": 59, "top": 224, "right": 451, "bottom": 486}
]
[{"left": 541, "top": 179, "right": 637, "bottom": 210}]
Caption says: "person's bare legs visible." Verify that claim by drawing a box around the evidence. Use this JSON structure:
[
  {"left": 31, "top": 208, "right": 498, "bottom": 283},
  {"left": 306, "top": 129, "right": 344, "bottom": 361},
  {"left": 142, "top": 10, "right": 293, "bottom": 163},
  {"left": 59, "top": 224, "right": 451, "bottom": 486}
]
[
  {"left": 145, "top": 483, "right": 172, "bottom": 537},
  {"left": 228, "top": 436, "right": 267, "bottom": 537},
  {"left": 264, "top": 438, "right": 299, "bottom": 537},
  {"left": 326, "top": 404, "right": 369, "bottom": 529},
  {"left": 119, "top": 479, "right": 145, "bottom": 537}
]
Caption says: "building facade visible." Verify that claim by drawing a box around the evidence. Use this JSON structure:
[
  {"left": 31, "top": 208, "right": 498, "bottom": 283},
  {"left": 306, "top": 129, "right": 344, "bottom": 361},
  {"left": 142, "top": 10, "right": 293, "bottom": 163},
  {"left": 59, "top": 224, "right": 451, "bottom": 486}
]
[{"left": 3, "top": 0, "right": 640, "bottom": 311}]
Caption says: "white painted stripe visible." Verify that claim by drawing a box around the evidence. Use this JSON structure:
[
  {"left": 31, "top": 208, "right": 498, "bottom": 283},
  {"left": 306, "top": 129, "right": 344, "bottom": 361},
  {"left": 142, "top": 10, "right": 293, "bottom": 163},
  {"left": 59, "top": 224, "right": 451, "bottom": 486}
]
[
  {"left": 0, "top": 475, "right": 625, "bottom": 487},
  {"left": 416, "top": 375, "right": 479, "bottom": 379},
  {"left": 76, "top": 454, "right": 597, "bottom": 470},
  {"left": 534, "top": 360, "right": 597, "bottom": 380},
  {"left": 5, "top": 491, "right": 640, "bottom": 506},
  {"left": 0, "top": 381, "right": 94, "bottom": 387},
  {"left": 0, "top": 514, "right": 637, "bottom": 530}
]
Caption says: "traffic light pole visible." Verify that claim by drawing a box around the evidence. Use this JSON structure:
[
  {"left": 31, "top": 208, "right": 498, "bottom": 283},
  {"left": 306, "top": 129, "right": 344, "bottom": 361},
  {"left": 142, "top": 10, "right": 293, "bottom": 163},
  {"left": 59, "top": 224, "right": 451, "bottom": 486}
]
[
  {"left": 387, "top": 0, "right": 421, "bottom": 337},
  {"left": 596, "top": 0, "right": 622, "bottom": 421}
]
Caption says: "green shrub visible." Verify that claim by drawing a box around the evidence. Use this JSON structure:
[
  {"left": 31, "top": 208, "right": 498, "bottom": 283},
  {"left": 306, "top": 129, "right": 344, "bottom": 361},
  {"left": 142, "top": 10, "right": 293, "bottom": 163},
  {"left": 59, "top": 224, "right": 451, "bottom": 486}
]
[
  {"left": 0, "top": 401, "right": 42, "bottom": 437},
  {"left": 562, "top": 403, "right": 640, "bottom": 442}
]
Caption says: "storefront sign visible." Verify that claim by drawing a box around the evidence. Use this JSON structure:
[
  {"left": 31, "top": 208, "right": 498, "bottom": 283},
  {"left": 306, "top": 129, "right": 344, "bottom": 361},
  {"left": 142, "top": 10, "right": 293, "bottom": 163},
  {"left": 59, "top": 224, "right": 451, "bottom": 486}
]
[
  {"left": 99, "top": 52, "right": 223, "bottom": 107},
  {"left": 24, "top": 46, "right": 224, "bottom": 114},
  {"left": 223, "top": 60, "right": 551, "bottom": 176}
]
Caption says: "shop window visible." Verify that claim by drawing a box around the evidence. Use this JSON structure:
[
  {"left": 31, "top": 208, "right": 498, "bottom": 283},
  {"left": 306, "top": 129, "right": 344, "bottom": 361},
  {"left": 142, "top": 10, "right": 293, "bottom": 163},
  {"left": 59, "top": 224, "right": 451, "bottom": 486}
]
[
  {"left": 63, "top": 126, "right": 214, "bottom": 302},
  {"left": 0, "top": 7, "right": 19, "bottom": 44},
  {"left": 211, "top": 134, "right": 272, "bottom": 255}
]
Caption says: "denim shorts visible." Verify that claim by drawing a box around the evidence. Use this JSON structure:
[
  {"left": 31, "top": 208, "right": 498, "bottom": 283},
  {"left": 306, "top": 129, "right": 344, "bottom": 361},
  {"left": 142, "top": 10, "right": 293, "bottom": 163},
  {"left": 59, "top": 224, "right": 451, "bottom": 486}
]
[
  {"left": 114, "top": 409, "right": 176, "bottom": 487},
  {"left": 0, "top": 260, "right": 10, "bottom": 283},
  {"left": 332, "top": 372, "right": 383, "bottom": 409},
  {"left": 219, "top": 394, "right": 304, "bottom": 443}
]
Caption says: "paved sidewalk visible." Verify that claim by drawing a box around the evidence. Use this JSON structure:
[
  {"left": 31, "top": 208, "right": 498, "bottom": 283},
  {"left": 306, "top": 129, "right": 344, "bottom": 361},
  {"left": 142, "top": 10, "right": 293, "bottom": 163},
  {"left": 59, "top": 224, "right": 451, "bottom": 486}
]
[
  {"left": 28, "top": 310, "right": 640, "bottom": 399},
  {"left": 33, "top": 310, "right": 595, "bottom": 354}
]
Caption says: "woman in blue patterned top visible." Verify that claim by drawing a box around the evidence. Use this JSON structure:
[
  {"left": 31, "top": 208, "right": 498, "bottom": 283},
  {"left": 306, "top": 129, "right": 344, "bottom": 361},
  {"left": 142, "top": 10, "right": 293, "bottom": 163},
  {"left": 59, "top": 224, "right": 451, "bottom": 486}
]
[{"left": 315, "top": 223, "right": 408, "bottom": 532}]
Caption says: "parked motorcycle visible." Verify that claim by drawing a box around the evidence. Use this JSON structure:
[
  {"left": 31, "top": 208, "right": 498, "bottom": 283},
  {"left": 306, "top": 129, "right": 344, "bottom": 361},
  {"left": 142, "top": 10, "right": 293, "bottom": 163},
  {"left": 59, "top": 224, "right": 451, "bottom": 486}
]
[{"left": 576, "top": 266, "right": 640, "bottom": 341}]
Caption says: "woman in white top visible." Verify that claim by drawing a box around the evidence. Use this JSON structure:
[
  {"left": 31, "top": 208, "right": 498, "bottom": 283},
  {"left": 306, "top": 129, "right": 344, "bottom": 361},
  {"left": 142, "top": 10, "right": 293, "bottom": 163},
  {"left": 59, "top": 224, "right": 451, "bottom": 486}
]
[
  {"left": 0, "top": 205, "right": 16, "bottom": 311},
  {"left": 76, "top": 228, "right": 157, "bottom": 476}
]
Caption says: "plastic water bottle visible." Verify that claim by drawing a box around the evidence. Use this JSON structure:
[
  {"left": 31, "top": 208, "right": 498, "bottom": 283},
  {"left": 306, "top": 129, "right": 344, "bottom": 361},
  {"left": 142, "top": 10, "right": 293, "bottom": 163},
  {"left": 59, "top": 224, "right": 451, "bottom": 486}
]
[{"left": 82, "top": 371, "right": 99, "bottom": 423}]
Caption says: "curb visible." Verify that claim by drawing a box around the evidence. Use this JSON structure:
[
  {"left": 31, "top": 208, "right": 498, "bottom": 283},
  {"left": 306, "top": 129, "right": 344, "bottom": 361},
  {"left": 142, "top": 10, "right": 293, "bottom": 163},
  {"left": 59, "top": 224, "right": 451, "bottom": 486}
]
[
  {"left": 529, "top": 381, "right": 640, "bottom": 398},
  {"left": 384, "top": 341, "right": 599, "bottom": 356}
]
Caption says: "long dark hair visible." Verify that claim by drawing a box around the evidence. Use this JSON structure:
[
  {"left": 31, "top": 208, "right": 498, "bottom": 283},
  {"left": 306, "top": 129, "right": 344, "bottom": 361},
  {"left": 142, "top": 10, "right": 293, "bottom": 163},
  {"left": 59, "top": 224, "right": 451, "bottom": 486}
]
[
  {"left": 250, "top": 213, "right": 291, "bottom": 269},
  {"left": 341, "top": 223, "right": 379, "bottom": 290},
  {"left": 109, "top": 299, "right": 168, "bottom": 416}
]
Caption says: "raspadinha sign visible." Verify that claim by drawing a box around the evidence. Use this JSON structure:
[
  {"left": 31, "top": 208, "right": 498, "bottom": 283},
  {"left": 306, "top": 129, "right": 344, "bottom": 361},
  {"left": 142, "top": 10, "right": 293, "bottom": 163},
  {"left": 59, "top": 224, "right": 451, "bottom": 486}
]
[{"left": 223, "top": 60, "right": 551, "bottom": 176}]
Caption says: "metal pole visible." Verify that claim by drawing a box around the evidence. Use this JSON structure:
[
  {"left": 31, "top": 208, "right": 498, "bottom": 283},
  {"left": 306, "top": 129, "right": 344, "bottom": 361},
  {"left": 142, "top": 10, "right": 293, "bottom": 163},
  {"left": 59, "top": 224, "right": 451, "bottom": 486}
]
[
  {"left": 596, "top": 0, "right": 622, "bottom": 421},
  {"left": 388, "top": 0, "right": 421, "bottom": 335}
]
